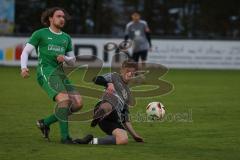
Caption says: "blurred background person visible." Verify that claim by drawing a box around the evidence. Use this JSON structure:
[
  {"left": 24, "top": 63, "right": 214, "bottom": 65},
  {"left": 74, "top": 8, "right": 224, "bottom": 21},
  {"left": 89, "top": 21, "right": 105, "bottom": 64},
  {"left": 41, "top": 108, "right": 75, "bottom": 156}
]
[{"left": 124, "top": 12, "right": 152, "bottom": 70}]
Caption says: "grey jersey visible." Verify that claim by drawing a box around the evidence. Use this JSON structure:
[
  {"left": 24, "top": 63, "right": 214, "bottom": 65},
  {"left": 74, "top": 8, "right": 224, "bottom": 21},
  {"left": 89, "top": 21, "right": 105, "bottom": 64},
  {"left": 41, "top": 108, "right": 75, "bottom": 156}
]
[
  {"left": 101, "top": 72, "right": 132, "bottom": 122},
  {"left": 125, "top": 20, "right": 150, "bottom": 52}
]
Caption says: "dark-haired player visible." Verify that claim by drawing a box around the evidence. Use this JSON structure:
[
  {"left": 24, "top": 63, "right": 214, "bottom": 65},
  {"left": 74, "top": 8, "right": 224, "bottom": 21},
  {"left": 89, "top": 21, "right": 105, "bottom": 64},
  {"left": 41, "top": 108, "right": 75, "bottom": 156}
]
[
  {"left": 90, "top": 60, "right": 144, "bottom": 145},
  {"left": 125, "top": 12, "right": 152, "bottom": 69},
  {"left": 20, "top": 7, "right": 92, "bottom": 144}
]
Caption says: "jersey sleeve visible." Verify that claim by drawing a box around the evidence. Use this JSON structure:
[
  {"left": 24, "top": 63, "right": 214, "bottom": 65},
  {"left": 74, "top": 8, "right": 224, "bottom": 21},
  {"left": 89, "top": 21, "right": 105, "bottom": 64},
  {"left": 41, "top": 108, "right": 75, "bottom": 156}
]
[
  {"left": 66, "top": 35, "right": 73, "bottom": 52},
  {"left": 143, "top": 20, "right": 150, "bottom": 32},
  {"left": 28, "top": 30, "right": 41, "bottom": 48},
  {"left": 103, "top": 73, "right": 113, "bottom": 83},
  {"left": 92, "top": 73, "right": 113, "bottom": 87},
  {"left": 125, "top": 22, "right": 131, "bottom": 35}
]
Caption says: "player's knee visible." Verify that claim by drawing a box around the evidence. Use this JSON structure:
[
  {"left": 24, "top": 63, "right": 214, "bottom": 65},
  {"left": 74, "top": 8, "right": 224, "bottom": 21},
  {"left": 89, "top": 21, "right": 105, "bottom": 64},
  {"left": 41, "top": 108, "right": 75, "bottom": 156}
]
[
  {"left": 113, "top": 129, "right": 128, "bottom": 145},
  {"left": 117, "top": 136, "right": 128, "bottom": 145},
  {"left": 73, "top": 96, "right": 83, "bottom": 110},
  {"left": 55, "top": 93, "right": 70, "bottom": 104},
  {"left": 69, "top": 96, "right": 83, "bottom": 113},
  {"left": 55, "top": 93, "right": 71, "bottom": 108}
]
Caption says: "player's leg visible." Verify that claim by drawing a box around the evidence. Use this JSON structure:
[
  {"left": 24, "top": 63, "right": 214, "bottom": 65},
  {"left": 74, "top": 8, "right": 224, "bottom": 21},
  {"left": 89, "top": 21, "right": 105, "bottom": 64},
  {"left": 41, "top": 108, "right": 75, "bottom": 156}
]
[
  {"left": 91, "top": 122, "right": 128, "bottom": 145},
  {"left": 54, "top": 72, "right": 93, "bottom": 144},
  {"left": 50, "top": 75, "right": 80, "bottom": 141},
  {"left": 63, "top": 77, "right": 83, "bottom": 113},
  {"left": 37, "top": 71, "right": 93, "bottom": 143},
  {"left": 68, "top": 93, "right": 83, "bottom": 113},
  {"left": 36, "top": 73, "right": 86, "bottom": 143},
  {"left": 36, "top": 74, "right": 59, "bottom": 139},
  {"left": 91, "top": 110, "right": 128, "bottom": 145},
  {"left": 112, "top": 128, "right": 128, "bottom": 145},
  {"left": 132, "top": 51, "right": 140, "bottom": 67},
  {"left": 37, "top": 101, "right": 60, "bottom": 140},
  {"left": 91, "top": 120, "right": 119, "bottom": 145},
  {"left": 132, "top": 51, "right": 141, "bottom": 83},
  {"left": 134, "top": 50, "right": 148, "bottom": 83},
  {"left": 54, "top": 92, "right": 71, "bottom": 142},
  {"left": 91, "top": 101, "right": 113, "bottom": 127},
  {"left": 139, "top": 50, "right": 148, "bottom": 69},
  {"left": 91, "top": 134, "right": 117, "bottom": 145},
  {"left": 55, "top": 93, "right": 93, "bottom": 144},
  {"left": 36, "top": 72, "right": 67, "bottom": 129}
]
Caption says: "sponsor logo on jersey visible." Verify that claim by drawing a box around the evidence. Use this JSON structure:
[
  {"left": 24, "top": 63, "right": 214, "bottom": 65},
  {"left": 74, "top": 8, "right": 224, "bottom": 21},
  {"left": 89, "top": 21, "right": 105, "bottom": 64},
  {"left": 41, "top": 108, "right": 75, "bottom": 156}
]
[{"left": 48, "top": 44, "right": 65, "bottom": 52}]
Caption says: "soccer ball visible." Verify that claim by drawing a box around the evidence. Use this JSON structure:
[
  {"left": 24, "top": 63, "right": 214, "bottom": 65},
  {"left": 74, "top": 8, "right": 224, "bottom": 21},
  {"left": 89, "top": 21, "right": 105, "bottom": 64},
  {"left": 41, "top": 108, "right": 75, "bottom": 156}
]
[{"left": 146, "top": 102, "right": 166, "bottom": 119}]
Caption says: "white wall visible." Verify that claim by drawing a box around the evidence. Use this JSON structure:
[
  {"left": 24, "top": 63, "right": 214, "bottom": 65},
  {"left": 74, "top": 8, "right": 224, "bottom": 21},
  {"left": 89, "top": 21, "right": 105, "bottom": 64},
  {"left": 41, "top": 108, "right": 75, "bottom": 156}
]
[{"left": 0, "top": 37, "right": 240, "bottom": 69}]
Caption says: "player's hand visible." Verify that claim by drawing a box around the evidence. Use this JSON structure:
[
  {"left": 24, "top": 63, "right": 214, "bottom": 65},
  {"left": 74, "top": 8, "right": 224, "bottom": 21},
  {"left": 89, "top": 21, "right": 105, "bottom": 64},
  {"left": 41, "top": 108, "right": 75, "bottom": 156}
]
[
  {"left": 107, "top": 83, "right": 115, "bottom": 94},
  {"left": 133, "top": 135, "right": 144, "bottom": 142},
  {"left": 57, "top": 55, "right": 65, "bottom": 63},
  {"left": 21, "top": 68, "right": 30, "bottom": 78}
]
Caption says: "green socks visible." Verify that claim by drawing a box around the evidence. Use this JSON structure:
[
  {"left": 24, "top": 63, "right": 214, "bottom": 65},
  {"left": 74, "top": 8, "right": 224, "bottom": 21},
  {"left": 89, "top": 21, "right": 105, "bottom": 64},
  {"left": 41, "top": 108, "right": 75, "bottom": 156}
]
[
  {"left": 56, "top": 107, "right": 70, "bottom": 141},
  {"left": 43, "top": 114, "right": 58, "bottom": 126},
  {"left": 43, "top": 101, "right": 72, "bottom": 141}
]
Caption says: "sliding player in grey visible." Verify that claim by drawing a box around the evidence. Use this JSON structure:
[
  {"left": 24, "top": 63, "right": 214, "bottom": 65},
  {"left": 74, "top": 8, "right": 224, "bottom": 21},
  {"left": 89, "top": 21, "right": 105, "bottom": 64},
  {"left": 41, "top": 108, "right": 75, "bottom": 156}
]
[{"left": 90, "top": 60, "right": 144, "bottom": 145}]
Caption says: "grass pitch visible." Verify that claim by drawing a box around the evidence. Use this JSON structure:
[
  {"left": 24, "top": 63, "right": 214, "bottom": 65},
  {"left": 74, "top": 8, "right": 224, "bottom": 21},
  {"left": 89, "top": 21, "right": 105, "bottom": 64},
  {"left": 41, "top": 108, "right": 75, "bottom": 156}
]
[{"left": 0, "top": 67, "right": 239, "bottom": 160}]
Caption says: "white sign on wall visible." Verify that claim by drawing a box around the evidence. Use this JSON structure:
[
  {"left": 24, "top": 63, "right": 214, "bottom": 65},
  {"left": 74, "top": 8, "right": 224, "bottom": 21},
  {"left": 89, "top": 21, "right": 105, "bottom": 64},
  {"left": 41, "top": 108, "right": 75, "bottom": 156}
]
[
  {"left": 0, "top": 37, "right": 239, "bottom": 69},
  {"left": 149, "top": 40, "right": 240, "bottom": 69}
]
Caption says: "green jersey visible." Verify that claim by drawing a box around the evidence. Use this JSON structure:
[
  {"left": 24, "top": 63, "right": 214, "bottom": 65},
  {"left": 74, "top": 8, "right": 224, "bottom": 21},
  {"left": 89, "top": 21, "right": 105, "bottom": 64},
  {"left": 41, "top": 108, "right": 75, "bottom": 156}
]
[
  {"left": 28, "top": 28, "right": 74, "bottom": 101},
  {"left": 28, "top": 28, "right": 72, "bottom": 69}
]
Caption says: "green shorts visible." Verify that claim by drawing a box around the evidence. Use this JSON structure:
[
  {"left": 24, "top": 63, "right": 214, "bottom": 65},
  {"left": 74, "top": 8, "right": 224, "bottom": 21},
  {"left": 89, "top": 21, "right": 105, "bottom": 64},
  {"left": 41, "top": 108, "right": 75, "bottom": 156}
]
[{"left": 37, "top": 67, "right": 76, "bottom": 101}]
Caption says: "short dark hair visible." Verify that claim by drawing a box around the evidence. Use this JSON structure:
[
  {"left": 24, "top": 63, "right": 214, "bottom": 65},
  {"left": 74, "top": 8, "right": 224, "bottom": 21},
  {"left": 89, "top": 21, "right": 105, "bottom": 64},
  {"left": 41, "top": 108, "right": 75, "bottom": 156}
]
[
  {"left": 121, "top": 59, "right": 137, "bottom": 70},
  {"left": 41, "top": 7, "right": 70, "bottom": 26},
  {"left": 132, "top": 11, "right": 141, "bottom": 16}
]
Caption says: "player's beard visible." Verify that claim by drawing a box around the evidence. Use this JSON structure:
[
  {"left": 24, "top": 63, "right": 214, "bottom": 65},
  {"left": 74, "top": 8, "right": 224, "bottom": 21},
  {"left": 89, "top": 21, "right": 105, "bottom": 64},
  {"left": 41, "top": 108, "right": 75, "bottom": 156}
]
[
  {"left": 56, "top": 23, "right": 64, "bottom": 29},
  {"left": 54, "top": 20, "right": 65, "bottom": 29}
]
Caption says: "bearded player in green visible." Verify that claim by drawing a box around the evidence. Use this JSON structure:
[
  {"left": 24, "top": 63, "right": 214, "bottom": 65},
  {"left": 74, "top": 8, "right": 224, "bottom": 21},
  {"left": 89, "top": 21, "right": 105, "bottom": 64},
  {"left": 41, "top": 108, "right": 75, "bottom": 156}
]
[{"left": 20, "top": 7, "right": 93, "bottom": 144}]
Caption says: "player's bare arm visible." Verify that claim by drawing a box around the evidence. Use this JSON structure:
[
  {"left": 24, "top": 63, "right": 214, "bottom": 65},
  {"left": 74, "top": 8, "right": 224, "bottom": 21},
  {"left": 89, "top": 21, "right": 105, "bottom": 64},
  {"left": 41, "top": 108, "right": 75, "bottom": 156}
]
[
  {"left": 124, "top": 121, "right": 144, "bottom": 142},
  {"left": 106, "top": 83, "right": 115, "bottom": 94}
]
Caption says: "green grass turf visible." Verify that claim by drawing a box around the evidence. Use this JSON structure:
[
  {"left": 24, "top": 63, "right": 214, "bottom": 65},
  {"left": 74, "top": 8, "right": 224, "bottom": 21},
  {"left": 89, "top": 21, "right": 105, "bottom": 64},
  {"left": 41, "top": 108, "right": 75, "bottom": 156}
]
[{"left": 0, "top": 67, "right": 240, "bottom": 160}]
